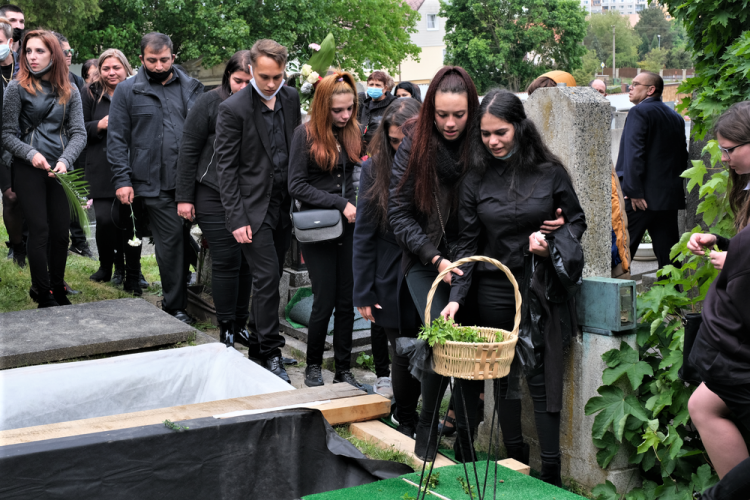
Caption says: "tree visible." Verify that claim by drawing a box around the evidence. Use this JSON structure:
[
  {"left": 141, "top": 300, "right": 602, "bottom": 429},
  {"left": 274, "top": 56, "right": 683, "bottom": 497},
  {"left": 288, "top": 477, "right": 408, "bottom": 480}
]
[
  {"left": 571, "top": 49, "right": 601, "bottom": 88},
  {"left": 638, "top": 47, "right": 668, "bottom": 72},
  {"left": 584, "top": 12, "right": 641, "bottom": 69},
  {"left": 440, "top": 0, "right": 588, "bottom": 93},
  {"left": 15, "top": 0, "right": 101, "bottom": 38},
  {"left": 633, "top": 6, "right": 673, "bottom": 59},
  {"left": 666, "top": 46, "right": 692, "bottom": 68},
  {"left": 68, "top": 0, "right": 420, "bottom": 78}
]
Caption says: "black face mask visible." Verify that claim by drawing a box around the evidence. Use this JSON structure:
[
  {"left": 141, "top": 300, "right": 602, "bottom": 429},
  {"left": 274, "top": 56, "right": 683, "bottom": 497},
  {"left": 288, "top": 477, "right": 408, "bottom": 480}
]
[
  {"left": 12, "top": 27, "right": 23, "bottom": 43},
  {"left": 144, "top": 65, "right": 172, "bottom": 83}
]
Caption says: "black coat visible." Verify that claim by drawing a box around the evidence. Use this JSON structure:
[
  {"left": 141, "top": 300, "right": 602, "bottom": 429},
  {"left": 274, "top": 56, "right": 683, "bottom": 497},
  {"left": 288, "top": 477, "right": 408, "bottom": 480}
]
[
  {"left": 352, "top": 159, "right": 420, "bottom": 330},
  {"left": 176, "top": 89, "right": 223, "bottom": 203},
  {"left": 81, "top": 85, "right": 116, "bottom": 198},
  {"left": 357, "top": 91, "right": 397, "bottom": 148},
  {"left": 215, "top": 85, "right": 301, "bottom": 233},
  {"left": 108, "top": 66, "right": 204, "bottom": 196},
  {"left": 615, "top": 96, "right": 688, "bottom": 211}
]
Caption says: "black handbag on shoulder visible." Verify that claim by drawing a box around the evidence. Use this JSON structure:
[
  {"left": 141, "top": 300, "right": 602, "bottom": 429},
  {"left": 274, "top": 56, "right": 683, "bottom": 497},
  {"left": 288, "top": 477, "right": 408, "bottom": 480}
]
[{"left": 290, "top": 153, "right": 347, "bottom": 243}]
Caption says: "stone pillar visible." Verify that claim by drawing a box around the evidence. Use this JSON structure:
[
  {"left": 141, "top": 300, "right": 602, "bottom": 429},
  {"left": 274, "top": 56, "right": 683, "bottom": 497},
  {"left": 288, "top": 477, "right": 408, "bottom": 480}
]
[
  {"left": 636, "top": 68, "right": 641, "bottom": 75},
  {"left": 476, "top": 87, "right": 640, "bottom": 493},
  {"left": 682, "top": 69, "right": 687, "bottom": 80}
]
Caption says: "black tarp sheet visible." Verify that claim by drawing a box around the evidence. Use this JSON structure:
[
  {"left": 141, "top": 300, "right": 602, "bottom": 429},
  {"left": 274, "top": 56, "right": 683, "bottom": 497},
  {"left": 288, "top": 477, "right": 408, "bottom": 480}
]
[{"left": 0, "top": 408, "right": 413, "bottom": 499}]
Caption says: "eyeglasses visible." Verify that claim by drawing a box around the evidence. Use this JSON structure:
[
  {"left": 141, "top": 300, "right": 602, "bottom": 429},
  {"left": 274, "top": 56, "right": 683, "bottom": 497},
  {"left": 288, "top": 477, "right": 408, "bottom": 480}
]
[
  {"left": 63, "top": 49, "right": 75, "bottom": 56},
  {"left": 630, "top": 82, "right": 653, "bottom": 89},
  {"left": 719, "top": 142, "right": 749, "bottom": 157}
]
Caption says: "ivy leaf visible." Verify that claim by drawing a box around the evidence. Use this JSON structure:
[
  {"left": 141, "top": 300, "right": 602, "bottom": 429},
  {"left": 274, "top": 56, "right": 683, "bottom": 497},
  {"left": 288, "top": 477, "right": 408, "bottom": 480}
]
[
  {"left": 601, "top": 342, "right": 654, "bottom": 390},
  {"left": 592, "top": 480, "right": 619, "bottom": 500},
  {"left": 691, "top": 464, "right": 718, "bottom": 493},
  {"left": 681, "top": 161, "right": 707, "bottom": 193},
  {"left": 593, "top": 432, "right": 621, "bottom": 469},
  {"left": 585, "top": 386, "right": 650, "bottom": 441}
]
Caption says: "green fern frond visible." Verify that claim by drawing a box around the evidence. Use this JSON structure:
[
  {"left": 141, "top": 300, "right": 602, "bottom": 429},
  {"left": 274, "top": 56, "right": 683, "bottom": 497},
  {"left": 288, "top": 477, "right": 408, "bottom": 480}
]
[{"left": 56, "top": 169, "right": 91, "bottom": 238}]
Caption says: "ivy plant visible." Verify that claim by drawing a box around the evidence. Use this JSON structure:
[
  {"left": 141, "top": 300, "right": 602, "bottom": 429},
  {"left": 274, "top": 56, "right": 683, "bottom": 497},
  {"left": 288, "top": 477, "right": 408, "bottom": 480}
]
[{"left": 586, "top": 141, "right": 734, "bottom": 499}]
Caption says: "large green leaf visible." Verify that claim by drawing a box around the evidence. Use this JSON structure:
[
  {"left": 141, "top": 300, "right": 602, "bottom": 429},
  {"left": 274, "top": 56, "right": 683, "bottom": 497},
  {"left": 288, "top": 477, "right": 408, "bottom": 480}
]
[
  {"left": 592, "top": 480, "right": 619, "bottom": 500},
  {"left": 585, "top": 386, "right": 650, "bottom": 441},
  {"left": 307, "top": 33, "right": 336, "bottom": 75},
  {"left": 601, "top": 342, "right": 655, "bottom": 390},
  {"left": 593, "top": 432, "right": 621, "bottom": 469},
  {"left": 690, "top": 464, "right": 718, "bottom": 493}
]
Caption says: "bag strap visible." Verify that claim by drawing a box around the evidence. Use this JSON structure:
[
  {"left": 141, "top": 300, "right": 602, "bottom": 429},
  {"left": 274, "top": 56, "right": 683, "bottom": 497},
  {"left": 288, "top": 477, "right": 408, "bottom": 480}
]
[
  {"left": 290, "top": 144, "right": 347, "bottom": 220},
  {"left": 433, "top": 190, "right": 456, "bottom": 260}
]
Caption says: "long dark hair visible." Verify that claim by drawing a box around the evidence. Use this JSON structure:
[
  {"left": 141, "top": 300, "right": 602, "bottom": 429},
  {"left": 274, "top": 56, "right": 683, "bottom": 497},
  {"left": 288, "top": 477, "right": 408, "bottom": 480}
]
[
  {"left": 218, "top": 50, "right": 252, "bottom": 101},
  {"left": 365, "top": 98, "right": 422, "bottom": 229},
  {"left": 713, "top": 101, "right": 750, "bottom": 231},
  {"left": 398, "top": 66, "right": 479, "bottom": 214},
  {"left": 394, "top": 81, "right": 422, "bottom": 103}
]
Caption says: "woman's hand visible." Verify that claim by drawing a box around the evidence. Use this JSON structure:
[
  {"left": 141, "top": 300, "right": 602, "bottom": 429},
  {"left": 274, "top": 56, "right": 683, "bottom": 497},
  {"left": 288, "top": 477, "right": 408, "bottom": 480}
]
[
  {"left": 529, "top": 232, "right": 549, "bottom": 257},
  {"left": 441, "top": 301, "right": 460, "bottom": 320},
  {"left": 343, "top": 202, "right": 356, "bottom": 223},
  {"left": 540, "top": 208, "right": 564, "bottom": 234},
  {"left": 177, "top": 202, "right": 195, "bottom": 221},
  {"left": 432, "top": 255, "right": 464, "bottom": 284},
  {"left": 687, "top": 233, "right": 717, "bottom": 256},
  {"left": 31, "top": 153, "right": 51, "bottom": 171},
  {"left": 709, "top": 251, "right": 727, "bottom": 270},
  {"left": 97, "top": 115, "right": 109, "bottom": 131},
  {"left": 357, "top": 304, "right": 381, "bottom": 323},
  {"left": 50, "top": 162, "right": 67, "bottom": 178}
]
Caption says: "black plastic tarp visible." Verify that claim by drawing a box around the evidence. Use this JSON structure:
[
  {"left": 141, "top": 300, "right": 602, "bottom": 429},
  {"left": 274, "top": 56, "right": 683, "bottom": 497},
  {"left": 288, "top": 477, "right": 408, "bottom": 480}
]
[{"left": 0, "top": 408, "right": 413, "bottom": 499}]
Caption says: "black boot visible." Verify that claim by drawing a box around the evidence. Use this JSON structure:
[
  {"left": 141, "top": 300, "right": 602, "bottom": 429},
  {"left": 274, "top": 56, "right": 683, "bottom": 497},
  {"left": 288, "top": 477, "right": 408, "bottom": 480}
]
[
  {"left": 505, "top": 442, "right": 530, "bottom": 465},
  {"left": 111, "top": 267, "right": 124, "bottom": 285},
  {"left": 52, "top": 285, "right": 72, "bottom": 306},
  {"left": 414, "top": 422, "right": 440, "bottom": 462},
  {"left": 540, "top": 458, "right": 562, "bottom": 487},
  {"left": 265, "top": 355, "right": 291, "bottom": 384},
  {"left": 219, "top": 320, "right": 235, "bottom": 348},
  {"left": 11, "top": 242, "right": 26, "bottom": 268},
  {"left": 123, "top": 247, "right": 142, "bottom": 296},
  {"left": 37, "top": 289, "right": 59, "bottom": 308},
  {"left": 90, "top": 266, "right": 112, "bottom": 282}
]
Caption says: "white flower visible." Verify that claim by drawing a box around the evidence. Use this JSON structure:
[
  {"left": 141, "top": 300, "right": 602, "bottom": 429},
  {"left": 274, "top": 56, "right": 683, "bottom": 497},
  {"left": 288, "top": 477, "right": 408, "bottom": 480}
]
[
  {"left": 300, "top": 64, "right": 312, "bottom": 77},
  {"left": 128, "top": 237, "right": 142, "bottom": 247},
  {"left": 306, "top": 71, "right": 319, "bottom": 84},
  {"left": 301, "top": 82, "right": 313, "bottom": 95},
  {"left": 534, "top": 231, "right": 546, "bottom": 243},
  {"left": 309, "top": 43, "right": 321, "bottom": 51}
]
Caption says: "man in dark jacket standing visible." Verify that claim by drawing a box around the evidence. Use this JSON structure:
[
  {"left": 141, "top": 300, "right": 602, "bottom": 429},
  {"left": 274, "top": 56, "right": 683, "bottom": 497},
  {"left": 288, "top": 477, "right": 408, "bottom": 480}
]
[
  {"left": 214, "top": 39, "right": 300, "bottom": 382},
  {"left": 357, "top": 70, "right": 397, "bottom": 152},
  {"left": 615, "top": 71, "right": 688, "bottom": 269},
  {"left": 109, "top": 33, "right": 204, "bottom": 324}
]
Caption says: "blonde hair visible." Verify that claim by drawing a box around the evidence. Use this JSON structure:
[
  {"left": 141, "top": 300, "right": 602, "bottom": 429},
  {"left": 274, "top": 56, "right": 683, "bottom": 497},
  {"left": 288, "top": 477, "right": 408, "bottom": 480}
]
[
  {"left": 93, "top": 49, "right": 134, "bottom": 101},
  {"left": 0, "top": 17, "right": 11, "bottom": 41}
]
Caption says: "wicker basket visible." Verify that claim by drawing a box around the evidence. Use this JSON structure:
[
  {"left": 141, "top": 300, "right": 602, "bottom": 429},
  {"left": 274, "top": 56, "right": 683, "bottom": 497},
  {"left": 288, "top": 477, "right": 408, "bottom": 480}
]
[{"left": 426, "top": 255, "right": 521, "bottom": 380}]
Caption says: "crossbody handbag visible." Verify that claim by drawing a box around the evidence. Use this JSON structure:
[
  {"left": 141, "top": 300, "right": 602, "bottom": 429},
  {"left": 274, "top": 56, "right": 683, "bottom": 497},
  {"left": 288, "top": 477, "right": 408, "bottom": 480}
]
[{"left": 290, "top": 150, "right": 347, "bottom": 243}]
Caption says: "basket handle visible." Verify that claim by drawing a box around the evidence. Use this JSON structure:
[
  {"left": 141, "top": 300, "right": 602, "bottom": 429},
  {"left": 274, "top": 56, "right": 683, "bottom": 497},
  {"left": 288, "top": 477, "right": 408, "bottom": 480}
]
[{"left": 424, "top": 255, "right": 522, "bottom": 336}]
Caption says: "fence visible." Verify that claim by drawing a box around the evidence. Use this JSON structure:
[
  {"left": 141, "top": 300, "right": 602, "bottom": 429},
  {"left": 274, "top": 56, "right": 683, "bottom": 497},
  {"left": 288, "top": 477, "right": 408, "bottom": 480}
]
[{"left": 601, "top": 67, "right": 694, "bottom": 81}]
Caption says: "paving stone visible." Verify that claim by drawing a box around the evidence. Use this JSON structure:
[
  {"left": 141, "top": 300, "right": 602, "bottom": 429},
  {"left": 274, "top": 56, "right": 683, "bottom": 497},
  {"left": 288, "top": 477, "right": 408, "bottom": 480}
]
[{"left": 0, "top": 299, "right": 197, "bottom": 369}]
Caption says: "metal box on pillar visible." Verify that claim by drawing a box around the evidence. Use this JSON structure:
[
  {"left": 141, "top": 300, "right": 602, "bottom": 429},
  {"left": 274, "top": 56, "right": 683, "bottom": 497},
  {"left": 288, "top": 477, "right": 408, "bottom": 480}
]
[{"left": 577, "top": 277, "right": 636, "bottom": 335}]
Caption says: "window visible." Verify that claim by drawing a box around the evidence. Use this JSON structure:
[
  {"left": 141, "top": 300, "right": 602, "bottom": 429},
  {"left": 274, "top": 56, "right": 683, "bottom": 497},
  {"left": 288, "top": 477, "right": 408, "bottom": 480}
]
[{"left": 427, "top": 14, "right": 437, "bottom": 30}]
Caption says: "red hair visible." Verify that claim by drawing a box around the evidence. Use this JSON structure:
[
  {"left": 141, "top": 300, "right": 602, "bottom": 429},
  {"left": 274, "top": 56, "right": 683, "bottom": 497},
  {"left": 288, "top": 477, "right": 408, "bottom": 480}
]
[
  {"left": 17, "top": 30, "right": 73, "bottom": 105},
  {"left": 306, "top": 71, "right": 361, "bottom": 172}
]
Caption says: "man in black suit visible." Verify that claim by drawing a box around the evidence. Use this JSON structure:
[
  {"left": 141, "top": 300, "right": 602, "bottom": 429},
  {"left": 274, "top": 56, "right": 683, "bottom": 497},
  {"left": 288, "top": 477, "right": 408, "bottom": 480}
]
[
  {"left": 615, "top": 71, "right": 688, "bottom": 269},
  {"left": 214, "top": 39, "right": 301, "bottom": 383}
]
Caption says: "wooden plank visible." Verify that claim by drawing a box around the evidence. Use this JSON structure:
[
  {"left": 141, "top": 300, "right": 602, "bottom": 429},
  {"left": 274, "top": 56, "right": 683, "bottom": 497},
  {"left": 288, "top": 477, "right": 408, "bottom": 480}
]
[
  {"left": 497, "top": 458, "right": 530, "bottom": 475},
  {"left": 0, "top": 384, "right": 369, "bottom": 447},
  {"left": 311, "top": 395, "right": 390, "bottom": 425},
  {"left": 350, "top": 420, "right": 455, "bottom": 468}
]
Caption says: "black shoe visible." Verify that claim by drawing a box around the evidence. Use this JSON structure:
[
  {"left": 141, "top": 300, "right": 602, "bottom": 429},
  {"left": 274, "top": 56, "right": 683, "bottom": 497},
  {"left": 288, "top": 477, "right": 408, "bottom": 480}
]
[
  {"left": 64, "top": 281, "right": 81, "bottom": 295},
  {"left": 69, "top": 243, "right": 94, "bottom": 259},
  {"left": 219, "top": 320, "right": 235, "bottom": 348},
  {"left": 305, "top": 364, "right": 324, "bottom": 387},
  {"left": 505, "top": 442, "right": 530, "bottom": 465},
  {"left": 123, "top": 279, "right": 143, "bottom": 297},
  {"left": 396, "top": 423, "right": 416, "bottom": 439},
  {"left": 37, "top": 290, "right": 59, "bottom": 308},
  {"left": 414, "top": 423, "right": 439, "bottom": 462},
  {"left": 11, "top": 244, "right": 26, "bottom": 268},
  {"left": 52, "top": 285, "right": 72, "bottom": 306},
  {"left": 266, "top": 356, "right": 291, "bottom": 384},
  {"left": 89, "top": 267, "right": 112, "bottom": 282},
  {"left": 234, "top": 323, "right": 252, "bottom": 348},
  {"left": 165, "top": 309, "right": 195, "bottom": 325},
  {"left": 282, "top": 357, "right": 298, "bottom": 366},
  {"left": 138, "top": 273, "right": 149, "bottom": 289},
  {"left": 111, "top": 268, "right": 124, "bottom": 285},
  {"left": 540, "top": 459, "right": 562, "bottom": 487},
  {"left": 333, "top": 370, "right": 365, "bottom": 390},
  {"left": 437, "top": 413, "right": 457, "bottom": 437}
]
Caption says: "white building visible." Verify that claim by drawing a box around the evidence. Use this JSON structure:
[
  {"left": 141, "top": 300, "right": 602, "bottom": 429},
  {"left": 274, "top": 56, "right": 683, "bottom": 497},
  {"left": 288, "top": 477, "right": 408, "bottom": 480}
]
[
  {"left": 601, "top": 0, "right": 649, "bottom": 15},
  {"left": 397, "top": 0, "right": 447, "bottom": 84}
]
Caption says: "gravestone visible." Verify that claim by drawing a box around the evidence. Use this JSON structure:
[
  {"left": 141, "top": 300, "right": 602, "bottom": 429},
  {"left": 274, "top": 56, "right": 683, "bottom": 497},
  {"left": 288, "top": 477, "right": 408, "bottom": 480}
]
[{"left": 476, "top": 87, "right": 640, "bottom": 493}]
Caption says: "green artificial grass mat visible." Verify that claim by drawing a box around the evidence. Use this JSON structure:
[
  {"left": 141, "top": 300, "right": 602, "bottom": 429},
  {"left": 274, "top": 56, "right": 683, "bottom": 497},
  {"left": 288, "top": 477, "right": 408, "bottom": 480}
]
[{"left": 303, "top": 461, "right": 585, "bottom": 500}]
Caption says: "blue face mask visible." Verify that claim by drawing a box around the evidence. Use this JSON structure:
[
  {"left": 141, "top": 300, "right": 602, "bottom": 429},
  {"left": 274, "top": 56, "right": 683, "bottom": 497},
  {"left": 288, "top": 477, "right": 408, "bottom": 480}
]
[
  {"left": 0, "top": 42, "right": 9, "bottom": 62},
  {"left": 367, "top": 87, "right": 383, "bottom": 99},
  {"left": 249, "top": 66, "right": 285, "bottom": 101}
]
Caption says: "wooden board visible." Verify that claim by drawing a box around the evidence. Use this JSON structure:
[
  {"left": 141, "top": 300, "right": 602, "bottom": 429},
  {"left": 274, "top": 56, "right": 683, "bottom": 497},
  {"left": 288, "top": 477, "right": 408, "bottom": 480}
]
[
  {"left": 0, "top": 384, "right": 388, "bottom": 447},
  {"left": 497, "top": 458, "right": 530, "bottom": 475},
  {"left": 350, "top": 420, "right": 455, "bottom": 468}
]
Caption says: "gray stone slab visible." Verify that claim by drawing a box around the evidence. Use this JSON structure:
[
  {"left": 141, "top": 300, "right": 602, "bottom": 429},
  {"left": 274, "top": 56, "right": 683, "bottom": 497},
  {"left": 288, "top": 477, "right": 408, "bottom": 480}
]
[{"left": 0, "top": 299, "right": 197, "bottom": 369}]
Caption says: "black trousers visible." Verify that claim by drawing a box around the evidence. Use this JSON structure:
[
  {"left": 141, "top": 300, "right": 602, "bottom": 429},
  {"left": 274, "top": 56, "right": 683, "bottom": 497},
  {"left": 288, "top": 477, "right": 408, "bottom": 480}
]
[
  {"left": 69, "top": 218, "right": 87, "bottom": 247},
  {"left": 371, "top": 323, "right": 391, "bottom": 378},
  {"left": 92, "top": 198, "right": 141, "bottom": 278},
  {"left": 240, "top": 222, "right": 286, "bottom": 359},
  {"left": 384, "top": 327, "right": 420, "bottom": 424},
  {"left": 142, "top": 190, "right": 187, "bottom": 312},
  {"left": 13, "top": 163, "right": 70, "bottom": 291},
  {"left": 626, "top": 202, "right": 680, "bottom": 269},
  {"left": 701, "top": 458, "right": 750, "bottom": 500},
  {"left": 196, "top": 212, "right": 252, "bottom": 326},
  {"left": 300, "top": 223, "right": 355, "bottom": 370}
]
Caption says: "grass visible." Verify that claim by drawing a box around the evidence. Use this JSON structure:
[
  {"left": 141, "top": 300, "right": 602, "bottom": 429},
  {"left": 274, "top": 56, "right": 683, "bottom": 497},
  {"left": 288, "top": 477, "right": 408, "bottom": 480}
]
[{"left": 334, "top": 424, "right": 418, "bottom": 470}]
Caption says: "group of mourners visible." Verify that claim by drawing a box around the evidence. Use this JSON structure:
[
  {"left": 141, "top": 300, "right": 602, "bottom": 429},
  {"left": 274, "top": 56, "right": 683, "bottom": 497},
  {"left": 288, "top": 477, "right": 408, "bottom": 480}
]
[{"left": 2, "top": 5, "right": 750, "bottom": 494}]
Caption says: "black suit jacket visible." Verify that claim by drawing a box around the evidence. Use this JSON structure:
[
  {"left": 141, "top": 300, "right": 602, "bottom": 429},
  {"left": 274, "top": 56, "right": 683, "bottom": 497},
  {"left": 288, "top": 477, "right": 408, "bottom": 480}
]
[
  {"left": 214, "top": 85, "right": 301, "bottom": 233},
  {"left": 615, "top": 96, "right": 688, "bottom": 211}
]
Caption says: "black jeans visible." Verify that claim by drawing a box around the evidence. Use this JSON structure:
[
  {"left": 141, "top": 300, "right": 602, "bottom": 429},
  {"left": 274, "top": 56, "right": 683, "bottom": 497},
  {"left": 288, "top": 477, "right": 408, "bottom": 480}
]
[
  {"left": 142, "top": 190, "right": 187, "bottom": 312},
  {"left": 92, "top": 198, "right": 141, "bottom": 278},
  {"left": 13, "top": 163, "right": 70, "bottom": 291},
  {"left": 195, "top": 212, "right": 251, "bottom": 326},
  {"left": 626, "top": 203, "right": 680, "bottom": 269},
  {"left": 384, "top": 326, "right": 420, "bottom": 425},
  {"left": 247, "top": 221, "right": 292, "bottom": 335},
  {"left": 371, "top": 323, "right": 391, "bottom": 378},
  {"left": 300, "top": 223, "right": 355, "bottom": 371}
]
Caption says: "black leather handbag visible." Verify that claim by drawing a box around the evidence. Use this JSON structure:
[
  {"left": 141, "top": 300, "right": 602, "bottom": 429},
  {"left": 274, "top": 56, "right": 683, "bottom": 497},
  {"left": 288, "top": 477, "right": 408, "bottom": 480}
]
[{"left": 290, "top": 155, "right": 346, "bottom": 243}]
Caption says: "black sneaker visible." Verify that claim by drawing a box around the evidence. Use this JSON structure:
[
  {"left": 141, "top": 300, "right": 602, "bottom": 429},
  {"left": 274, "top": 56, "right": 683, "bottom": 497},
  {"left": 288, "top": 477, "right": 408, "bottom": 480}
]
[
  {"left": 139, "top": 273, "right": 149, "bottom": 289},
  {"left": 333, "top": 370, "right": 365, "bottom": 390},
  {"left": 69, "top": 243, "right": 94, "bottom": 259},
  {"left": 111, "top": 268, "right": 124, "bottom": 285},
  {"left": 305, "top": 364, "right": 324, "bottom": 387},
  {"left": 89, "top": 267, "right": 112, "bottom": 282},
  {"left": 266, "top": 356, "right": 291, "bottom": 384},
  {"left": 396, "top": 423, "right": 416, "bottom": 439}
]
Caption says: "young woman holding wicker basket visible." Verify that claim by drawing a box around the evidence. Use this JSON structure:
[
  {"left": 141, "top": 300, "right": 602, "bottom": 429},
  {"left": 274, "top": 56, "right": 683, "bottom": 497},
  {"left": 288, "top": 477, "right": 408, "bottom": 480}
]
[{"left": 441, "top": 89, "right": 587, "bottom": 486}]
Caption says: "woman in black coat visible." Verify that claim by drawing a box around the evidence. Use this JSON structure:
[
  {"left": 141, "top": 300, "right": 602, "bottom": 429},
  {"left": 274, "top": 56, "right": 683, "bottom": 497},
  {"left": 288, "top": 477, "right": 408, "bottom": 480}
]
[
  {"left": 441, "top": 89, "right": 586, "bottom": 486},
  {"left": 176, "top": 51, "right": 252, "bottom": 347},
  {"left": 82, "top": 49, "right": 144, "bottom": 292},
  {"left": 353, "top": 98, "right": 422, "bottom": 435}
]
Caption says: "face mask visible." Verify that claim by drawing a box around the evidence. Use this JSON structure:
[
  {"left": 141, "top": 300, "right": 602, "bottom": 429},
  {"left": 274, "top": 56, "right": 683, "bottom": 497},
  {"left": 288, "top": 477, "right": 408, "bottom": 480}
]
[
  {"left": 0, "top": 42, "right": 9, "bottom": 61},
  {"left": 488, "top": 144, "right": 516, "bottom": 160},
  {"left": 367, "top": 87, "right": 383, "bottom": 99},
  {"left": 12, "top": 27, "right": 22, "bottom": 42},
  {"left": 27, "top": 59, "right": 53, "bottom": 78},
  {"left": 249, "top": 66, "right": 285, "bottom": 101},
  {"left": 144, "top": 66, "right": 172, "bottom": 83}
]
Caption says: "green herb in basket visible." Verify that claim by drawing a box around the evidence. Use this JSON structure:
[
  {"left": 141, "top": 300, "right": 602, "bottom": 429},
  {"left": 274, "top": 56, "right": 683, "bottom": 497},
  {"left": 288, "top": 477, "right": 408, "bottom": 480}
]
[{"left": 418, "top": 317, "right": 502, "bottom": 346}]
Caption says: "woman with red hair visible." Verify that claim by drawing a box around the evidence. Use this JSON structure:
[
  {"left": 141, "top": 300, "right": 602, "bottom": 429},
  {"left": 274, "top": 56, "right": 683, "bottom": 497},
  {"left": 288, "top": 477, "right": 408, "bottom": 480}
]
[
  {"left": 288, "top": 71, "right": 364, "bottom": 390},
  {"left": 2, "top": 30, "right": 86, "bottom": 308}
]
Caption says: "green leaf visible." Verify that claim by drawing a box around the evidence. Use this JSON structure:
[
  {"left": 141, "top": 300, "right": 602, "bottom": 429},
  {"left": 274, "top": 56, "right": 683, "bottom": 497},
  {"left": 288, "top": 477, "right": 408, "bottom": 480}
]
[
  {"left": 592, "top": 480, "right": 619, "bottom": 500},
  {"left": 585, "top": 386, "right": 649, "bottom": 441},
  {"left": 691, "top": 464, "right": 718, "bottom": 493},
  {"left": 307, "top": 33, "right": 336, "bottom": 75},
  {"left": 681, "top": 161, "right": 707, "bottom": 193},
  {"left": 593, "top": 432, "right": 621, "bottom": 469},
  {"left": 601, "top": 342, "right": 654, "bottom": 390}
]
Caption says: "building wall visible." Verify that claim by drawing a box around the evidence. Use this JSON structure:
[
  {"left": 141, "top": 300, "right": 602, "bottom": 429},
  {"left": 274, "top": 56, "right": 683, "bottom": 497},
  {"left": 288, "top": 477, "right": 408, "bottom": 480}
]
[
  {"left": 410, "top": 0, "right": 446, "bottom": 47},
  {"left": 399, "top": 45, "right": 445, "bottom": 84}
]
